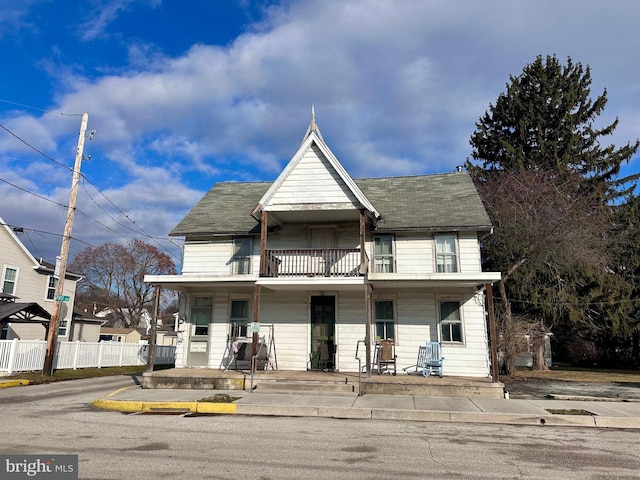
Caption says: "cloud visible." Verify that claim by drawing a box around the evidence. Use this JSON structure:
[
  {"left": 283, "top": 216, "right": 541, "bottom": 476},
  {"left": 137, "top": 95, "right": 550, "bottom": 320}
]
[{"left": 2, "top": 0, "right": 640, "bottom": 263}]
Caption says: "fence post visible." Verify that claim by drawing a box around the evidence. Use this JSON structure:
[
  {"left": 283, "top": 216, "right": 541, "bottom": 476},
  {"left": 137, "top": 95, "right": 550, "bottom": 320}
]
[
  {"left": 72, "top": 341, "right": 80, "bottom": 370},
  {"left": 98, "top": 341, "right": 103, "bottom": 369},
  {"left": 8, "top": 338, "right": 19, "bottom": 375},
  {"left": 119, "top": 342, "right": 125, "bottom": 367}
]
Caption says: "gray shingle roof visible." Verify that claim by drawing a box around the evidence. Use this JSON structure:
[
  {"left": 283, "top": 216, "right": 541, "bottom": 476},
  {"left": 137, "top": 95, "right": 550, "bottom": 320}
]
[{"left": 170, "top": 172, "right": 491, "bottom": 237}]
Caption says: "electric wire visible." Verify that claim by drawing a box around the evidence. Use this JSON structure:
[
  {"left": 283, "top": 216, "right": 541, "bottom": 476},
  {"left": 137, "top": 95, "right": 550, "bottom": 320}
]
[{"left": 0, "top": 120, "right": 181, "bottom": 260}]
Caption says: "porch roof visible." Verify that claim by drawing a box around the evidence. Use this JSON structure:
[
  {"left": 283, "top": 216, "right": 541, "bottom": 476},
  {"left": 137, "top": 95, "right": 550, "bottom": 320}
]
[
  {"left": 145, "top": 272, "right": 501, "bottom": 291},
  {"left": 170, "top": 172, "right": 492, "bottom": 237}
]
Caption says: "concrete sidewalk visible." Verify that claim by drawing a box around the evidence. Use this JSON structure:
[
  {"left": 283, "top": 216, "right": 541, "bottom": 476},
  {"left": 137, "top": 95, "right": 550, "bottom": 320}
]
[{"left": 89, "top": 384, "right": 640, "bottom": 429}]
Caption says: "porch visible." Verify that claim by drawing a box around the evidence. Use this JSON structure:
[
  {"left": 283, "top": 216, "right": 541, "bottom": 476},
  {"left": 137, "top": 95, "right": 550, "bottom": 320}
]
[{"left": 142, "top": 368, "right": 505, "bottom": 399}]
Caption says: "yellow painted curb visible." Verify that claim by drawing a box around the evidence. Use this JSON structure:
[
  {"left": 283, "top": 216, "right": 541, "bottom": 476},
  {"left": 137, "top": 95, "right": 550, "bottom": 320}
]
[
  {"left": 197, "top": 402, "right": 237, "bottom": 414},
  {"left": 90, "top": 399, "right": 238, "bottom": 414},
  {"left": 0, "top": 379, "right": 30, "bottom": 388}
]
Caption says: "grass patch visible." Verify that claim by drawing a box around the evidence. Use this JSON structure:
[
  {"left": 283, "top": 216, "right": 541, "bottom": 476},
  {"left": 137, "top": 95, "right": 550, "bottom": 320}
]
[
  {"left": 198, "top": 394, "right": 240, "bottom": 403},
  {"left": 546, "top": 408, "right": 595, "bottom": 416},
  {"left": 1, "top": 364, "right": 174, "bottom": 384},
  {"left": 511, "top": 366, "right": 640, "bottom": 384}
]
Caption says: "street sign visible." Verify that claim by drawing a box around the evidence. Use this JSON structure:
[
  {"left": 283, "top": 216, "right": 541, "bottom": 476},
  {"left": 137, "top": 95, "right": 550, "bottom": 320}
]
[{"left": 56, "top": 295, "right": 70, "bottom": 302}]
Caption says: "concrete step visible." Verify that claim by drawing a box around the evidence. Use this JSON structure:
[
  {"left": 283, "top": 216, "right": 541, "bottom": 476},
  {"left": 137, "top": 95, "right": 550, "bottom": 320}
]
[{"left": 255, "top": 380, "right": 357, "bottom": 395}]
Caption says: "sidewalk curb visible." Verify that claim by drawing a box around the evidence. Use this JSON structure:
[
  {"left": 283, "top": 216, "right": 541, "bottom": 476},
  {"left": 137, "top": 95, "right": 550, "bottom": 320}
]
[
  {"left": 90, "top": 399, "right": 237, "bottom": 415},
  {"left": 0, "top": 379, "right": 30, "bottom": 388},
  {"left": 89, "top": 399, "right": 640, "bottom": 429}
]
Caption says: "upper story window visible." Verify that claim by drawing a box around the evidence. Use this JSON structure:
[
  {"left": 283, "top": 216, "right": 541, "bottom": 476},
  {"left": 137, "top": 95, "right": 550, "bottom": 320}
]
[
  {"left": 374, "top": 235, "right": 394, "bottom": 273},
  {"left": 230, "top": 299, "right": 250, "bottom": 337},
  {"left": 191, "top": 297, "right": 212, "bottom": 336},
  {"left": 439, "top": 300, "right": 463, "bottom": 343},
  {"left": 46, "top": 276, "right": 57, "bottom": 300},
  {"left": 2, "top": 267, "right": 18, "bottom": 295},
  {"left": 374, "top": 299, "right": 395, "bottom": 341},
  {"left": 435, "top": 234, "right": 458, "bottom": 273},
  {"left": 232, "top": 237, "right": 251, "bottom": 275}
]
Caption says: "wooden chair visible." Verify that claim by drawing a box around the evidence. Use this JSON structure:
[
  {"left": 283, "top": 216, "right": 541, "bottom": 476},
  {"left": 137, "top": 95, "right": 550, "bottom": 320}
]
[{"left": 376, "top": 339, "right": 397, "bottom": 375}]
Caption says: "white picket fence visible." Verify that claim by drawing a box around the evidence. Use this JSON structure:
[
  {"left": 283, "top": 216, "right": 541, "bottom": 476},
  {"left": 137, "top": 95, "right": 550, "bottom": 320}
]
[{"left": 0, "top": 339, "right": 175, "bottom": 375}]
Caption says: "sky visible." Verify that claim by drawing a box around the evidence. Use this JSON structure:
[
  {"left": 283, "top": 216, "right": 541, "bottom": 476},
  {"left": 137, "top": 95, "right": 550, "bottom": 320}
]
[{"left": 1, "top": 0, "right": 639, "bottom": 268}]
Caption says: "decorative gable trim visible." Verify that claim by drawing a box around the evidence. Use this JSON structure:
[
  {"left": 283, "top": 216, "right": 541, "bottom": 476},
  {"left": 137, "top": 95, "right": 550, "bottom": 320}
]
[{"left": 251, "top": 131, "right": 380, "bottom": 220}]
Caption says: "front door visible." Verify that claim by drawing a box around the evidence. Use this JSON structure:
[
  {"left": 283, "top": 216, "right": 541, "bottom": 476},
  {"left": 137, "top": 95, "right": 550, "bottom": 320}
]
[
  {"left": 310, "top": 295, "right": 336, "bottom": 371},
  {"left": 187, "top": 297, "right": 211, "bottom": 367}
]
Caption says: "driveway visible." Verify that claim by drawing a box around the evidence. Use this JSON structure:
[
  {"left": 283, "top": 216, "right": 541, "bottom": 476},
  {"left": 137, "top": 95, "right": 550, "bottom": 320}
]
[{"left": 504, "top": 378, "right": 640, "bottom": 401}]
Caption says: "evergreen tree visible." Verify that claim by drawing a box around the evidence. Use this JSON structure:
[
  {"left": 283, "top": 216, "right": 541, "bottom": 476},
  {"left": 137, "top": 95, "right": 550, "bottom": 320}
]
[{"left": 467, "top": 55, "right": 639, "bottom": 373}]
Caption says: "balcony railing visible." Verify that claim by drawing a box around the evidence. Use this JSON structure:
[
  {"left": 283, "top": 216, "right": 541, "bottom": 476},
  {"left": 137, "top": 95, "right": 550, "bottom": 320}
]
[{"left": 263, "top": 249, "right": 365, "bottom": 277}]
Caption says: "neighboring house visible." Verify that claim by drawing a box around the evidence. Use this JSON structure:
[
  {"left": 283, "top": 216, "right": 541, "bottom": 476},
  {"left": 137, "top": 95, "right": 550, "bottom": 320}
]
[
  {"left": 95, "top": 308, "right": 154, "bottom": 333},
  {"left": 99, "top": 327, "right": 145, "bottom": 343},
  {"left": 69, "top": 308, "right": 104, "bottom": 342},
  {"left": 145, "top": 114, "right": 501, "bottom": 376},
  {"left": 0, "top": 216, "right": 81, "bottom": 341}
]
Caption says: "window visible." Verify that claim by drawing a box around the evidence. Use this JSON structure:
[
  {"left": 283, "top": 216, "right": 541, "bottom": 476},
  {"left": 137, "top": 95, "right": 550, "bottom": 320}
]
[
  {"left": 46, "top": 276, "right": 57, "bottom": 300},
  {"left": 375, "top": 300, "right": 395, "bottom": 341},
  {"left": 191, "top": 297, "right": 212, "bottom": 336},
  {"left": 230, "top": 299, "right": 250, "bottom": 337},
  {"left": 232, "top": 238, "right": 251, "bottom": 274},
  {"left": 2, "top": 267, "right": 17, "bottom": 295},
  {"left": 435, "top": 234, "right": 458, "bottom": 273},
  {"left": 374, "top": 235, "right": 394, "bottom": 273},
  {"left": 58, "top": 319, "right": 68, "bottom": 337},
  {"left": 440, "top": 300, "right": 463, "bottom": 343}
]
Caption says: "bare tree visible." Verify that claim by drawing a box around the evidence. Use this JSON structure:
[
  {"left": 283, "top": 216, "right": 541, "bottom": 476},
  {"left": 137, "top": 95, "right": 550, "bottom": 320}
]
[{"left": 70, "top": 240, "right": 176, "bottom": 328}]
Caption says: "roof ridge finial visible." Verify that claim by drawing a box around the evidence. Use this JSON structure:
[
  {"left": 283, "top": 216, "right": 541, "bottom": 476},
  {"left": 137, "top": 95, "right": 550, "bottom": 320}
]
[{"left": 300, "top": 104, "right": 324, "bottom": 146}]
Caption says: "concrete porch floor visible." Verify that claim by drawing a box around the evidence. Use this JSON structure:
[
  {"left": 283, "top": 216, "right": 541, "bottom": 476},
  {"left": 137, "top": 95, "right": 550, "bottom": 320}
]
[{"left": 142, "top": 368, "right": 506, "bottom": 399}]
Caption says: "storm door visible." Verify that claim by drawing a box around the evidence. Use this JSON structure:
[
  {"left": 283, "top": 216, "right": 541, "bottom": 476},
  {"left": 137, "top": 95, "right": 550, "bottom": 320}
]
[{"left": 310, "top": 295, "right": 336, "bottom": 371}]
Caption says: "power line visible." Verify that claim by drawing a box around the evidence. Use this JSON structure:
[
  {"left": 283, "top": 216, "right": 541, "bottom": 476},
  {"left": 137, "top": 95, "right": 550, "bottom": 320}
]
[
  {"left": 0, "top": 121, "right": 181, "bottom": 261},
  {"left": 1, "top": 221, "right": 97, "bottom": 249}
]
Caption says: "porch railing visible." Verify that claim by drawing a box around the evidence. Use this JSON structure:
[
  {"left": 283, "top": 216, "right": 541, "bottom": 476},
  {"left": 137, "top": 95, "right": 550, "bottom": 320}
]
[{"left": 263, "top": 248, "right": 365, "bottom": 277}]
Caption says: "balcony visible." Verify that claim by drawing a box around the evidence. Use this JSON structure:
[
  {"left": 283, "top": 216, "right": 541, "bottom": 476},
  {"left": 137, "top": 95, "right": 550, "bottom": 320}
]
[{"left": 263, "top": 249, "right": 365, "bottom": 278}]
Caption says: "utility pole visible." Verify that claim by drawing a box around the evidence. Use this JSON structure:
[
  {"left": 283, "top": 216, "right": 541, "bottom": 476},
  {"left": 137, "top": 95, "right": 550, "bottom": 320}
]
[
  {"left": 43, "top": 112, "right": 89, "bottom": 376},
  {"left": 146, "top": 285, "right": 161, "bottom": 373}
]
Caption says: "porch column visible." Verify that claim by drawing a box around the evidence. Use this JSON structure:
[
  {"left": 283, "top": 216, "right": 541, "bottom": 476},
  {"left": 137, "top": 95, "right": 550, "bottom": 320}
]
[
  {"left": 251, "top": 210, "right": 268, "bottom": 373},
  {"left": 365, "top": 282, "right": 372, "bottom": 377},
  {"left": 485, "top": 283, "right": 500, "bottom": 382}
]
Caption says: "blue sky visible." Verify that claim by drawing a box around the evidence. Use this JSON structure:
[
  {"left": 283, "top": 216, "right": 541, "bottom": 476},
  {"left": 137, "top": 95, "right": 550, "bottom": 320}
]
[{"left": 1, "top": 0, "right": 639, "bottom": 266}]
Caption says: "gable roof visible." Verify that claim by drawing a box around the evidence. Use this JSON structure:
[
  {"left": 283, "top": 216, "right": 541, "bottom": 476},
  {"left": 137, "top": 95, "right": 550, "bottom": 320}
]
[
  {"left": 170, "top": 171, "right": 491, "bottom": 237},
  {"left": 355, "top": 173, "right": 492, "bottom": 231},
  {"left": 251, "top": 130, "right": 380, "bottom": 220}
]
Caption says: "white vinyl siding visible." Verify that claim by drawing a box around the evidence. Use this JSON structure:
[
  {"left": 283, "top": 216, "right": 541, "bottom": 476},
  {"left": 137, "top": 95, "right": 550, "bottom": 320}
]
[
  {"left": 394, "top": 233, "right": 433, "bottom": 274},
  {"left": 182, "top": 240, "right": 258, "bottom": 275},
  {"left": 269, "top": 144, "right": 359, "bottom": 208},
  {"left": 458, "top": 231, "right": 482, "bottom": 272}
]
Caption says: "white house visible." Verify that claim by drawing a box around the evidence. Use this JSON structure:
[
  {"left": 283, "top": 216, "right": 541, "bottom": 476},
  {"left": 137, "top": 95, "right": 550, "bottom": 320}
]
[
  {"left": 0, "top": 216, "right": 82, "bottom": 341},
  {"left": 145, "top": 115, "right": 501, "bottom": 377}
]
